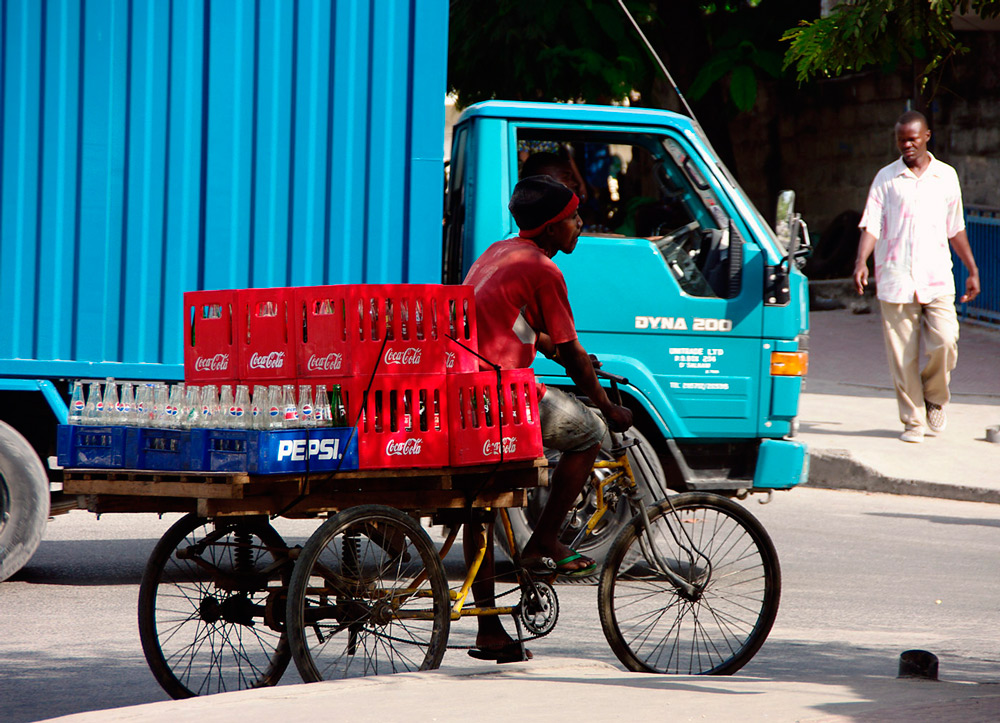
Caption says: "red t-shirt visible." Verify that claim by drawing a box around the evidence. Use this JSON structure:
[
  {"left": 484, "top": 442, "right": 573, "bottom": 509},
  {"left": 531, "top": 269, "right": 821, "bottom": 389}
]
[{"left": 463, "top": 237, "right": 578, "bottom": 373}]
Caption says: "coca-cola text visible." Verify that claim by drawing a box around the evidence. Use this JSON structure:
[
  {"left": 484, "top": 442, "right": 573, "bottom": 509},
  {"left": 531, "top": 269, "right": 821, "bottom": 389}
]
[
  {"left": 385, "top": 438, "right": 423, "bottom": 456},
  {"left": 249, "top": 351, "right": 286, "bottom": 370},
  {"left": 306, "top": 352, "right": 343, "bottom": 371},
  {"left": 482, "top": 436, "right": 518, "bottom": 457},
  {"left": 194, "top": 353, "right": 230, "bottom": 372},
  {"left": 384, "top": 347, "right": 422, "bottom": 365}
]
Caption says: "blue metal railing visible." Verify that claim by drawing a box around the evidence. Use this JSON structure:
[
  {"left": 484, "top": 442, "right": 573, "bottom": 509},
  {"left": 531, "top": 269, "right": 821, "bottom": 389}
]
[{"left": 955, "top": 206, "right": 1000, "bottom": 326}]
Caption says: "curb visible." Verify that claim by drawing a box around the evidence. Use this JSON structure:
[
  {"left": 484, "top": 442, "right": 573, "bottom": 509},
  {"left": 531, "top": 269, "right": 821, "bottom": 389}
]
[{"left": 806, "top": 448, "right": 1000, "bottom": 505}]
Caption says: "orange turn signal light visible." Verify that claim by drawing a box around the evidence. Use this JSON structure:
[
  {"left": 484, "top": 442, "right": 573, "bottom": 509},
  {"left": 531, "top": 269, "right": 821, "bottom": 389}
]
[{"left": 770, "top": 351, "right": 808, "bottom": 376}]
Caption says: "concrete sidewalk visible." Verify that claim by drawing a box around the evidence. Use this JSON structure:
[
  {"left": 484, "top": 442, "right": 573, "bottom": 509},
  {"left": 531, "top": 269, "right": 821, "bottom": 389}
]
[
  {"left": 49, "top": 657, "right": 1000, "bottom": 723},
  {"left": 799, "top": 303, "right": 1000, "bottom": 504}
]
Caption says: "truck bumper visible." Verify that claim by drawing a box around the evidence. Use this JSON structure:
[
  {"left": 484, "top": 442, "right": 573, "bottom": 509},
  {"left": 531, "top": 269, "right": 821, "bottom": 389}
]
[{"left": 752, "top": 438, "right": 809, "bottom": 490}]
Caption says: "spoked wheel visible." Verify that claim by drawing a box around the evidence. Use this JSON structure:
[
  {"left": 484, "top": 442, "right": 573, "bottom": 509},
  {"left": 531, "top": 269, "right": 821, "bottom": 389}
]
[
  {"left": 286, "top": 505, "right": 450, "bottom": 681},
  {"left": 138, "top": 514, "right": 293, "bottom": 699},
  {"left": 598, "top": 492, "right": 780, "bottom": 675}
]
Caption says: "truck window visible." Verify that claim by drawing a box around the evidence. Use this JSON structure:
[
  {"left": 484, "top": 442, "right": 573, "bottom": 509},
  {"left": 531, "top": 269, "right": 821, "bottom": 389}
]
[
  {"left": 516, "top": 129, "right": 738, "bottom": 299},
  {"left": 443, "top": 127, "right": 469, "bottom": 285}
]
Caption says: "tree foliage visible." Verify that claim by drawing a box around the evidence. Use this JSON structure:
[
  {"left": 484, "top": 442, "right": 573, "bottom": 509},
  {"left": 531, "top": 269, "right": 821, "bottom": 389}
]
[
  {"left": 447, "top": 0, "right": 661, "bottom": 108},
  {"left": 686, "top": 3, "right": 788, "bottom": 112},
  {"left": 782, "top": 0, "right": 1000, "bottom": 100}
]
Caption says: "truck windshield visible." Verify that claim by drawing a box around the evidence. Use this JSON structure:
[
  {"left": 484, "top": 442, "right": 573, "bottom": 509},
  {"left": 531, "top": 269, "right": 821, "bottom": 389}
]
[{"left": 516, "top": 128, "right": 738, "bottom": 298}]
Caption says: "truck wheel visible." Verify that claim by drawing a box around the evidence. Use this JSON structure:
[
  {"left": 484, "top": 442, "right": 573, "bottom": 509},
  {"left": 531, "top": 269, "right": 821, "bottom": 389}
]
[
  {"left": 0, "top": 421, "right": 50, "bottom": 582},
  {"left": 498, "top": 427, "right": 666, "bottom": 580}
]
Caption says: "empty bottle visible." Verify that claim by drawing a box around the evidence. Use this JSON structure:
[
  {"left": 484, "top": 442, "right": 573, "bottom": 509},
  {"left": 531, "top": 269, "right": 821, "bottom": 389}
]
[
  {"left": 166, "top": 384, "right": 185, "bottom": 429},
  {"left": 219, "top": 385, "right": 235, "bottom": 429},
  {"left": 183, "top": 385, "right": 201, "bottom": 429},
  {"left": 120, "top": 383, "right": 136, "bottom": 426},
  {"left": 152, "top": 384, "right": 170, "bottom": 428},
  {"left": 298, "top": 385, "right": 316, "bottom": 427},
  {"left": 314, "top": 385, "right": 331, "bottom": 427},
  {"left": 233, "top": 385, "right": 251, "bottom": 429},
  {"left": 68, "top": 381, "right": 85, "bottom": 424},
  {"left": 251, "top": 385, "right": 267, "bottom": 430},
  {"left": 282, "top": 384, "right": 298, "bottom": 426},
  {"left": 330, "top": 384, "right": 346, "bottom": 427},
  {"left": 267, "top": 385, "right": 283, "bottom": 430},
  {"left": 102, "top": 378, "right": 120, "bottom": 424},
  {"left": 134, "top": 384, "right": 151, "bottom": 426},
  {"left": 200, "top": 385, "right": 220, "bottom": 428}
]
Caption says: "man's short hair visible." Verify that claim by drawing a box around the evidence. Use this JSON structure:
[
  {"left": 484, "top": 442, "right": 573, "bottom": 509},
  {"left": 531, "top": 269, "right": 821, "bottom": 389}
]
[
  {"left": 896, "top": 110, "right": 928, "bottom": 129},
  {"left": 521, "top": 151, "right": 569, "bottom": 179}
]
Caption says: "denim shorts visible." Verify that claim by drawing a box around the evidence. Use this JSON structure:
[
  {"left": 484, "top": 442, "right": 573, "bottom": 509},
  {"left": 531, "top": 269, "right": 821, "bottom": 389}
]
[{"left": 538, "top": 386, "right": 608, "bottom": 453}]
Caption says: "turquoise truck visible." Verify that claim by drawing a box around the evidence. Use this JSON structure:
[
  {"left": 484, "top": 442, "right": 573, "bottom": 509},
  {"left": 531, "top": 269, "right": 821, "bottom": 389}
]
[{"left": 0, "top": 0, "right": 808, "bottom": 581}]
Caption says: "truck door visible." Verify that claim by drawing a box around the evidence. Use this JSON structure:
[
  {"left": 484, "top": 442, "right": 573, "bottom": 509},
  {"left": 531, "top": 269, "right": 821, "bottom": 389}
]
[{"left": 509, "top": 126, "right": 766, "bottom": 440}]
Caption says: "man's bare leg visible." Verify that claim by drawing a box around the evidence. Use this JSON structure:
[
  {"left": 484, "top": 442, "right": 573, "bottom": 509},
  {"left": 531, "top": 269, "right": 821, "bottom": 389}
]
[
  {"left": 463, "top": 518, "right": 521, "bottom": 652},
  {"left": 521, "top": 442, "right": 601, "bottom": 572}
]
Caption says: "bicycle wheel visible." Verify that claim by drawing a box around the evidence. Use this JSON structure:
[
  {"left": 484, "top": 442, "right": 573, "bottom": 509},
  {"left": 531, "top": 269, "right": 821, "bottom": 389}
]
[
  {"left": 138, "top": 514, "right": 293, "bottom": 699},
  {"left": 286, "top": 505, "right": 450, "bottom": 681},
  {"left": 598, "top": 492, "right": 780, "bottom": 675}
]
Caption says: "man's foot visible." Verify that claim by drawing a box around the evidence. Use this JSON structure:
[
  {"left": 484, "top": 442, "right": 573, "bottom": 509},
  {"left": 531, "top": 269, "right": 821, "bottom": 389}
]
[
  {"left": 468, "top": 644, "right": 533, "bottom": 664},
  {"left": 523, "top": 551, "right": 597, "bottom": 578},
  {"left": 900, "top": 427, "right": 925, "bottom": 444},
  {"left": 925, "top": 401, "right": 947, "bottom": 434}
]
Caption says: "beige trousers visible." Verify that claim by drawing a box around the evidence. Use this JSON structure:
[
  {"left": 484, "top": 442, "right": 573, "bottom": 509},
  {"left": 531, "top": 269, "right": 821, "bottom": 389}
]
[{"left": 879, "top": 296, "right": 959, "bottom": 431}]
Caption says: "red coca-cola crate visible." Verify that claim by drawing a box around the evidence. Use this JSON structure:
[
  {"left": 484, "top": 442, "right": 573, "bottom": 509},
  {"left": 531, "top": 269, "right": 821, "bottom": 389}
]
[
  {"left": 294, "top": 285, "right": 358, "bottom": 378},
  {"left": 346, "top": 374, "right": 449, "bottom": 469},
  {"left": 352, "top": 284, "right": 480, "bottom": 377},
  {"left": 447, "top": 369, "right": 543, "bottom": 466},
  {"left": 237, "top": 287, "right": 297, "bottom": 381},
  {"left": 184, "top": 290, "right": 238, "bottom": 383}
]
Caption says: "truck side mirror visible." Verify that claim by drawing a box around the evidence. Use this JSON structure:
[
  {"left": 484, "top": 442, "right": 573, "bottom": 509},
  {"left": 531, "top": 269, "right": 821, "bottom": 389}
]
[{"left": 774, "top": 190, "right": 796, "bottom": 253}]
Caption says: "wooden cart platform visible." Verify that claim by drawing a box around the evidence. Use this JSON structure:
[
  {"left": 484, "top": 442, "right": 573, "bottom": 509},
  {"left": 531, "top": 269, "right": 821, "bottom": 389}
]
[{"left": 63, "top": 458, "right": 547, "bottom": 518}]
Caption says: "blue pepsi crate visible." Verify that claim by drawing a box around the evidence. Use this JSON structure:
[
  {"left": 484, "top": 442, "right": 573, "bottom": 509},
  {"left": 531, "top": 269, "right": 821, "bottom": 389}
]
[
  {"left": 189, "top": 429, "right": 260, "bottom": 473},
  {"left": 129, "top": 428, "right": 191, "bottom": 472},
  {"left": 57, "top": 425, "right": 134, "bottom": 468},
  {"left": 255, "top": 428, "right": 359, "bottom": 474}
]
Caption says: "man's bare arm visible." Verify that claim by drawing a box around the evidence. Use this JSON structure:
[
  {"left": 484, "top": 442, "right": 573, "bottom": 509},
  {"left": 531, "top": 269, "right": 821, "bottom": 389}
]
[
  {"left": 554, "top": 339, "right": 632, "bottom": 432},
  {"left": 948, "top": 230, "right": 980, "bottom": 303},
  {"left": 853, "top": 230, "right": 877, "bottom": 295}
]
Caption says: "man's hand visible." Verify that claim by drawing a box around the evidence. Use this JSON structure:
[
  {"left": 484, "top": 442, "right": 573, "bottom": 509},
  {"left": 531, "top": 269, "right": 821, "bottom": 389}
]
[
  {"left": 960, "top": 273, "right": 980, "bottom": 303},
  {"left": 853, "top": 264, "right": 868, "bottom": 296},
  {"left": 603, "top": 404, "right": 633, "bottom": 433}
]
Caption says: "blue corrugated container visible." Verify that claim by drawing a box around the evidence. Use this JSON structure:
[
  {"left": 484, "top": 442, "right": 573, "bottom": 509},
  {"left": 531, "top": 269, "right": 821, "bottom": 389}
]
[{"left": 1, "top": 0, "right": 448, "bottom": 383}]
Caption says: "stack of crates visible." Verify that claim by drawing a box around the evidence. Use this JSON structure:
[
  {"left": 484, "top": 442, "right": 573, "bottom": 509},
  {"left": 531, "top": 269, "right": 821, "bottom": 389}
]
[{"left": 178, "top": 283, "right": 542, "bottom": 472}]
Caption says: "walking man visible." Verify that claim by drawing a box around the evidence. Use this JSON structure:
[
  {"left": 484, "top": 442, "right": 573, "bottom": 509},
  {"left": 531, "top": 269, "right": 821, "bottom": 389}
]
[{"left": 854, "top": 110, "right": 981, "bottom": 443}]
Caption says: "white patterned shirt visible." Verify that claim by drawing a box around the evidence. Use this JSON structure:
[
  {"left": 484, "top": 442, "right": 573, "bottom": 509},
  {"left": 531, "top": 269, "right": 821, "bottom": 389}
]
[{"left": 859, "top": 153, "right": 965, "bottom": 303}]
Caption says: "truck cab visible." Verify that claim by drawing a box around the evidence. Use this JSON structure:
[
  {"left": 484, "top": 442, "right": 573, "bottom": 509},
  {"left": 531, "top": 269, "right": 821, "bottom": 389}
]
[{"left": 444, "top": 101, "right": 809, "bottom": 494}]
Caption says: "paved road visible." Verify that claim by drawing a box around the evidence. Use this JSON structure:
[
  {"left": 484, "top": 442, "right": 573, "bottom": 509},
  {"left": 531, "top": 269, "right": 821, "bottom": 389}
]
[{"left": 3, "top": 486, "right": 1000, "bottom": 722}]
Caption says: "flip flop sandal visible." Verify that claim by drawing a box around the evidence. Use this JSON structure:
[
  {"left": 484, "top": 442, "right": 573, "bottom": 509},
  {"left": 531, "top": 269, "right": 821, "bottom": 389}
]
[{"left": 467, "top": 645, "right": 533, "bottom": 664}]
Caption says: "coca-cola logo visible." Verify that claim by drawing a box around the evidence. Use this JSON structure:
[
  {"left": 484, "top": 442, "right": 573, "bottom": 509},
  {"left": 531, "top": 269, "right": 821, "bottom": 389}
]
[
  {"left": 194, "top": 353, "right": 230, "bottom": 371},
  {"left": 445, "top": 351, "right": 456, "bottom": 369},
  {"left": 482, "top": 436, "right": 518, "bottom": 457},
  {"left": 306, "top": 352, "right": 343, "bottom": 371},
  {"left": 384, "top": 347, "right": 422, "bottom": 365},
  {"left": 385, "top": 438, "right": 423, "bottom": 456},
  {"left": 249, "top": 351, "right": 286, "bottom": 370}
]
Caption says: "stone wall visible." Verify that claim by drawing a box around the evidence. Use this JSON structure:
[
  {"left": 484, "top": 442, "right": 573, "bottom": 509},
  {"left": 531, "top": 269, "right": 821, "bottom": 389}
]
[{"left": 728, "top": 32, "right": 1000, "bottom": 245}]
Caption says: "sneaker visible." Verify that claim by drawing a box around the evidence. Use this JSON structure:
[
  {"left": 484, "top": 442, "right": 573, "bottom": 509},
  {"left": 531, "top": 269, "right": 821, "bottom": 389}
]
[
  {"left": 900, "top": 427, "right": 925, "bottom": 444},
  {"left": 925, "top": 402, "right": 947, "bottom": 434}
]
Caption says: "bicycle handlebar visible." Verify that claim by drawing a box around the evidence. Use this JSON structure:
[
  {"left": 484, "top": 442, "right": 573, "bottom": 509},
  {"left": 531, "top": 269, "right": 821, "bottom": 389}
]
[{"left": 594, "top": 368, "right": 629, "bottom": 387}]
